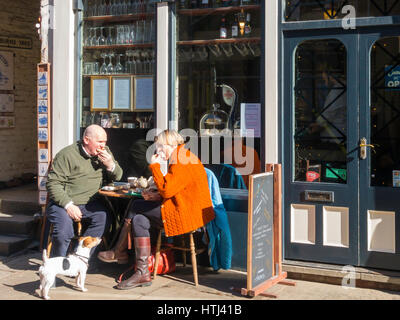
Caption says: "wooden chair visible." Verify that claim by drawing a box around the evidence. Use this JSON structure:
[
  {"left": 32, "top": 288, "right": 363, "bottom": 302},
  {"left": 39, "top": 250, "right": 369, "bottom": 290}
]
[{"left": 153, "top": 228, "right": 206, "bottom": 286}]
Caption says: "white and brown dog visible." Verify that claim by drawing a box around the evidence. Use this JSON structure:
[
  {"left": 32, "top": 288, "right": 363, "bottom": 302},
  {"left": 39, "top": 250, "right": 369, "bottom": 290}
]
[{"left": 39, "top": 236, "right": 101, "bottom": 300}]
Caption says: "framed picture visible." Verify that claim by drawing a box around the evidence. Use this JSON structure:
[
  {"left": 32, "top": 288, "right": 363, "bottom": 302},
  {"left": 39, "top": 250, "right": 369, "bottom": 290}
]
[
  {"left": 91, "top": 76, "right": 110, "bottom": 111},
  {"left": 38, "top": 128, "right": 48, "bottom": 142},
  {"left": 0, "top": 116, "right": 15, "bottom": 128},
  {"left": 38, "top": 148, "right": 49, "bottom": 162},
  {"left": 38, "top": 114, "right": 48, "bottom": 128},
  {"left": 0, "top": 51, "right": 14, "bottom": 90},
  {"left": 133, "top": 76, "right": 154, "bottom": 111},
  {"left": 111, "top": 76, "right": 132, "bottom": 111},
  {"left": 0, "top": 94, "right": 14, "bottom": 112},
  {"left": 38, "top": 100, "right": 48, "bottom": 113}
]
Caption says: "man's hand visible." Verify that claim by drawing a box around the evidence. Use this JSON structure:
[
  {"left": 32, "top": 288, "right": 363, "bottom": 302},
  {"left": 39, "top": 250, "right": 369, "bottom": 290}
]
[
  {"left": 142, "top": 189, "right": 162, "bottom": 202},
  {"left": 66, "top": 204, "right": 83, "bottom": 222},
  {"left": 97, "top": 148, "right": 115, "bottom": 171}
]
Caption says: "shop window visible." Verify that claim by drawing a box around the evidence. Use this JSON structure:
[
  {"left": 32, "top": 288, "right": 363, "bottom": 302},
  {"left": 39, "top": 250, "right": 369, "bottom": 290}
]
[
  {"left": 284, "top": 0, "right": 400, "bottom": 22},
  {"left": 175, "top": 1, "right": 262, "bottom": 189},
  {"left": 293, "top": 39, "right": 347, "bottom": 184},
  {"left": 80, "top": 0, "right": 156, "bottom": 179}
]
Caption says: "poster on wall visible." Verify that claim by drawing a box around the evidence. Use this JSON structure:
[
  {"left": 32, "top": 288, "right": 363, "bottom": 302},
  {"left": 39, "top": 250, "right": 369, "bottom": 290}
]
[
  {"left": 0, "top": 51, "right": 13, "bottom": 90},
  {"left": 240, "top": 103, "right": 261, "bottom": 138}
]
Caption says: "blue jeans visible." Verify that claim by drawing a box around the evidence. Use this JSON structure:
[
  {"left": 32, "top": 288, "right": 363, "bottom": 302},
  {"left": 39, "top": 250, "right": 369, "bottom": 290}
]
[{"left": 46, "top": 200, "right": 109, "bottom": 257}]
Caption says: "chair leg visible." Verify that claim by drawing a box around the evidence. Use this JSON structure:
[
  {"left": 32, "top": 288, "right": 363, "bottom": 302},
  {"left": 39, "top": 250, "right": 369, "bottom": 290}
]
[
  {"left": 153, "top": 229, "right": 162, "bottom": 280},
  {"left": 46, "top": 224, "right": 53, "bottom": 258},
  {"left": 189, "top": 233, "right": 198, "bottom": 286},
  {"left": 181, "top": 236, "right": 187, "bottom": 267}
]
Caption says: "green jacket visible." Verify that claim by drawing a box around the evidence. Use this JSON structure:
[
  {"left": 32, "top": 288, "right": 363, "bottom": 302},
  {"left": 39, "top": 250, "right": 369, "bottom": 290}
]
[{"left": 46, "top": 141, "right": 123, "bottom": 207}]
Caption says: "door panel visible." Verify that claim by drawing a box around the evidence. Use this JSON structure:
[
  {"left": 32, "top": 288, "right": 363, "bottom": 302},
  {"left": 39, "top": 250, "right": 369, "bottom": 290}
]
[
  {"left": 359, "top": 32, "right": 400, "bottom": 270},
  {"left": 284, "top": 32, "right": 359, "bottom": 266}
]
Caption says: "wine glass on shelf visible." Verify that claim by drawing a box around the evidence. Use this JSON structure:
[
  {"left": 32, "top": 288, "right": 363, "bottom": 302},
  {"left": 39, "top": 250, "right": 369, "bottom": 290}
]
[
  {"left": 115, "top": 54, "right": 124, "bottom": 73},
  {"left": 136, "top": 20, "right": 143, "bottom": 43},
  {"left": 129, "top": 24, "right": 136, "bottom": 44},
  {"left": 110, "top": 0, "right": 117, "bottom": 16},
  {"left": 91, "top": 27, "right": 98, "bottom": 46},
  {"left": 125, "top": 50, "right": 132, "bottom": 73},
  {"left": 122, "top": 0, "right": 128, "bottom": 15},
  {"left": 98, "top": 27, "right": 106, "bottom": 46},
  {"left": 100, "top": 52, "right": 108, "bottom": 74},
  {"left": 107, "top": 52, "right": 115, "bottom": 74},
  {"left": 124, "top": 25, "right": 131, "bottom": 44},
  {"left": 106, "top": 26, "right": 114, "bottom": 45}
]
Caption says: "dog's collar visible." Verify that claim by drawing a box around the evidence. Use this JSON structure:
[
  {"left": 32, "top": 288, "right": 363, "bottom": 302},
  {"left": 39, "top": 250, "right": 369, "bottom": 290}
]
[{"left": 72, "top": 253, "right": 89, "bottom": 267}]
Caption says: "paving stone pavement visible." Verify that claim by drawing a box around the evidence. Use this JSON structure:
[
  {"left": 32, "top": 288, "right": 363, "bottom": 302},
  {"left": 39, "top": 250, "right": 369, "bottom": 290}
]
[{"left": 0, "top": 249, "right": 399, "bottom": 301}]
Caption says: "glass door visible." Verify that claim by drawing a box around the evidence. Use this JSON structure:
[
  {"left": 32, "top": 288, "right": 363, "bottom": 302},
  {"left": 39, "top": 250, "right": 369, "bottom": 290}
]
[
  {"left": 359, "top": 31, "right": 400, "bottom": 270},
  {"left": 174, "top": 1, "right": 263, "bottom": 190},
  {"left": 283, "top": 32, "right": 359, "bottom": 266}
]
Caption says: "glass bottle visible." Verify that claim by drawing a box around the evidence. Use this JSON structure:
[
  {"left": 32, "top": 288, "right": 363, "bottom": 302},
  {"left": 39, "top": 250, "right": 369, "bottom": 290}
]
[
  {"left": 190, "top": 0, "right": 198, "bottom": 9},
  {"left": 244, "top": 13, "right": 251, "bottom": 36},
  {"left": 179, "top": 0, "right": 187, "bottom": 9},
  {"left": 219, "top": 16, "right": 227, "bottom": 39},
  {"left": 231, "top": 14, "right": 239, "bottom": 38}
]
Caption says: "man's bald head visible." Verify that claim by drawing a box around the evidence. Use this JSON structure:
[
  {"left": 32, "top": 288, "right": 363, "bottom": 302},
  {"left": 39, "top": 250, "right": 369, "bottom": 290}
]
[
  {"left": 82, "top": 125, "right": 107, "bottom": 156},
  {"left": 83, "top": 124, "right": 106, "bottom": 139}
]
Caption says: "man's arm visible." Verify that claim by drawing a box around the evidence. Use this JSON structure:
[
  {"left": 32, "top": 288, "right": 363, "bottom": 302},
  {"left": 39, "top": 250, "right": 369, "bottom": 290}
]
[{"left": 46, "top": 152, "right": 73, "bottom": 208}]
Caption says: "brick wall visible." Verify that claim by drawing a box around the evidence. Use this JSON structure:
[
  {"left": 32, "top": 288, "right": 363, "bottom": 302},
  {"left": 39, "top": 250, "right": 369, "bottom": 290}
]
[{"left": 0, "top": 0, "right": 41, "bottom": 181}]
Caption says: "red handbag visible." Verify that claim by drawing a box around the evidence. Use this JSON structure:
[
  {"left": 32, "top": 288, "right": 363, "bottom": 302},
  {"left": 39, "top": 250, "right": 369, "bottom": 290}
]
[
  {"left": 148, "top": 244, "right": 176, "bottom": 275},
  {"left": 117, "top": 244, "right": 176, "bottom": 283}
]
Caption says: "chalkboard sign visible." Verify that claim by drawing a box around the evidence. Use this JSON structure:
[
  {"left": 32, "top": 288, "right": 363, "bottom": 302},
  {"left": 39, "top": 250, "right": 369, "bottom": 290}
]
[{"left": 247, "top": 172, "right": 274, "bottom": 290}]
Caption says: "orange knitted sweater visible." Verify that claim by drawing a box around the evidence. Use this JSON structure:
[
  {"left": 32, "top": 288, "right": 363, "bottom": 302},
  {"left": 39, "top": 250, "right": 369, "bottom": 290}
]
[{"left": 149, "top": 145, "right": 215, "bottom": 237}]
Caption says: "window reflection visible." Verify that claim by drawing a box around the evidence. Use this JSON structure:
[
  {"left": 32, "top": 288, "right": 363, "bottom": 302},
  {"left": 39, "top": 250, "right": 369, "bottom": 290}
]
[{"left": 294, "top": 39, "right": 347, "bottom": 183}]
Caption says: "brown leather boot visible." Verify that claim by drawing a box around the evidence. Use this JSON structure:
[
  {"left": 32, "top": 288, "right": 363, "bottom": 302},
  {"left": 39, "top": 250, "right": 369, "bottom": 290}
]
[
  {"left": 97, "top": 219, "right": 131, "bottom": 264},
  {"left": 117, "top": 237, "right": 152, "bottom": 290}
]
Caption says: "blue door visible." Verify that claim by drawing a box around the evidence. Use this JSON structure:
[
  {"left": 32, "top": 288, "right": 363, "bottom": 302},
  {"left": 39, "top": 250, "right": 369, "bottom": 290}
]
[
  {"left": 283, "top": 31, "right": 359, "bottom": 266},
  {"left": 283, "top": 28, "right": 400, "bottom": 270},
  {"left": 359, "top": 29, "right": 400, "bottom": 270}
]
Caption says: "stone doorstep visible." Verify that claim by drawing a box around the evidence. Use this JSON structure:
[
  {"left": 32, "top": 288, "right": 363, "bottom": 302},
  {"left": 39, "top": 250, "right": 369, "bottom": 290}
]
[
  {"left": 0, "top": 235, "right": 33, "bottom": 256},
  {"left": 283, "top": 260, "right": 400, "bottom": 291},
  {"left": 0, "top": 213, "right": 38, "bottom": 235}
]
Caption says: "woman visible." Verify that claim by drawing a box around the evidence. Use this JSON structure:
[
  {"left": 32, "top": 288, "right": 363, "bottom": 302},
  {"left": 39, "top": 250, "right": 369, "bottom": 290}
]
[{"left": 116, "top": 129, "right": 215, "bottom": 290}]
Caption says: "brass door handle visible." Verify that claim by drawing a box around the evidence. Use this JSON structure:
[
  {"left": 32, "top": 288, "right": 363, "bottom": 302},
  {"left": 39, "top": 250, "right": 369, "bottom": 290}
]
[{"left": 359, "top": 137, "right": 376, "bottom": 159}]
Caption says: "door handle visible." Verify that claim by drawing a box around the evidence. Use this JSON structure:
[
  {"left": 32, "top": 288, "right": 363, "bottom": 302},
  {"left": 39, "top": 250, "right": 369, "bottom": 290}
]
[{"left": 359, "top": 137, "right": 375, "bottom": 160}]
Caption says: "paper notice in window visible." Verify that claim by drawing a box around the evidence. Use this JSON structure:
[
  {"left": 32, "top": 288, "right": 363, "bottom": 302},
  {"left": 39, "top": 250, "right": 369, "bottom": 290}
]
[{"left": 240, "top": 103, "right": 261, "bottom": 137}]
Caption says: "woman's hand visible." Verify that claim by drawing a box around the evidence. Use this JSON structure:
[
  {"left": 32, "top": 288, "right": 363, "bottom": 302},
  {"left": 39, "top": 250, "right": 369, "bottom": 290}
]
[
  {"left": 151, "top": 153, "right": 162, "bottom": 164},
  {"left": 142, "top": 189, "right": 162, "bottom": 202}
]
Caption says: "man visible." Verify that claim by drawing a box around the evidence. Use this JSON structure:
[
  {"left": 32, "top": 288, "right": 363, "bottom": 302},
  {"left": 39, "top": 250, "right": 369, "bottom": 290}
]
[{"left": 46, "top": 124, "right": 123, "bottom": 257}]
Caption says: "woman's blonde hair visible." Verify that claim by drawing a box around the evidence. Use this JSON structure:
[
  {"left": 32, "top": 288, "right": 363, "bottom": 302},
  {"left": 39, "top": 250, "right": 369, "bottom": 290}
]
[{"left": 155, "top": 129, "right": 185, "bottom": 146}]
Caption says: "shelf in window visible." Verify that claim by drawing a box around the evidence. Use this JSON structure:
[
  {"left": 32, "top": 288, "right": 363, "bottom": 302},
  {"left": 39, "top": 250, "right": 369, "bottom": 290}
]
[
  {"left": 84, "top": 43, "right": 154, "bottom": 50},
  {"left": 178, "top": 5, "right": 260, "bottom": 16},
  {"left": 84, "top": 13, "right": 155, "bottom": 23},
  {"left": 177, "top": 37, "right": 260, "bottom": 46}
]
